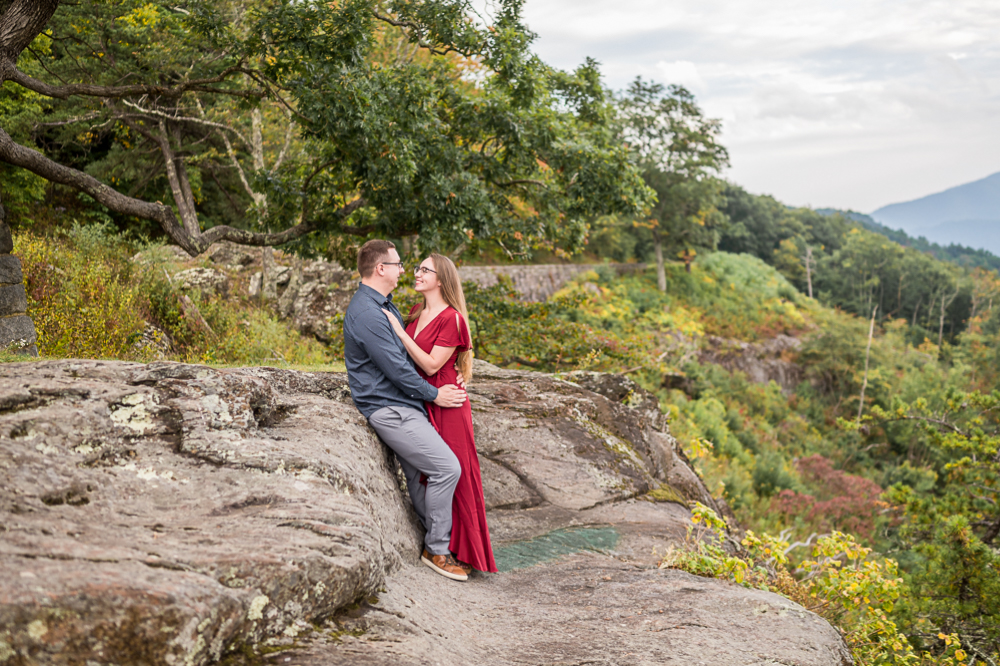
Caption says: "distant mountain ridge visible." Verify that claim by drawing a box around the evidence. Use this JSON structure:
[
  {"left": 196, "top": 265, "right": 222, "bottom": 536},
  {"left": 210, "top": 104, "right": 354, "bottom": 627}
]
[
  {"left": 815, "top": 208, "right": 1000, "bottom": 272},
  {"left": 870, "top": 171, "right": 1000, "bottom": 255}
]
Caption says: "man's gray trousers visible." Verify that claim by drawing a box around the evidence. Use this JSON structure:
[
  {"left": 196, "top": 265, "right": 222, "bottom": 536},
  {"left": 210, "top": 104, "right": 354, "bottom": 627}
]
[{"left": 368, "top": 405, "right": 460, "bottom": 555}]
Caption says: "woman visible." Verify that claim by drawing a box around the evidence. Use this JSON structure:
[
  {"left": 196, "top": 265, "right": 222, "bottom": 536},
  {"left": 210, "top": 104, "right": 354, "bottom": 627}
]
[{"left": 382, "top": 253, "right": 497, "bottom": 574}]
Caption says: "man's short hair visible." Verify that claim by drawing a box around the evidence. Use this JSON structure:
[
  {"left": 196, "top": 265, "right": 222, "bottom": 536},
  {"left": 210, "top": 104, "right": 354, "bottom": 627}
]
[{"left": 357, "top": 239, "right": 396, "bottom": 278}]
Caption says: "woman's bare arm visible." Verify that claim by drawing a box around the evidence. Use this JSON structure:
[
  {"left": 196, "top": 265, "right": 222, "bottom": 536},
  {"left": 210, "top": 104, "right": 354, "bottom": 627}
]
[{"left": 382, "top": 309, "right": 456, "bottom": 376}]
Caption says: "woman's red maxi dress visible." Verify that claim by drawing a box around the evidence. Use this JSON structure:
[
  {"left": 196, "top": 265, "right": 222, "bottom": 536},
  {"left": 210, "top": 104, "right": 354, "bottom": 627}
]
[{"left": 406, "top": 305, "right": 498, "bottom": 573}]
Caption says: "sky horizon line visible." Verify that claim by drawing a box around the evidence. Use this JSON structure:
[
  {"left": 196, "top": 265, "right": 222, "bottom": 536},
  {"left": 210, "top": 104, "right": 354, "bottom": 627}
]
[{"left": 519, "top": 0, "right": 1000, "bottom": 215}]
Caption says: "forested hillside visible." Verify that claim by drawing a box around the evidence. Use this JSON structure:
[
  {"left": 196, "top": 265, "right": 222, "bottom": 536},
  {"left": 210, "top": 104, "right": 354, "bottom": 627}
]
[{"left": 2, "top": 1, "right": 998, "bottom": 664}]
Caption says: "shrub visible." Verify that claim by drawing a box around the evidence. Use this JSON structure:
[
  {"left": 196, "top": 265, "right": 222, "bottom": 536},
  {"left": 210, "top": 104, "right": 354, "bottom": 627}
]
[
  {"left": 18, "top": 224, "right": 152, "bottom": 360},
  {"left": 14, "top": 227, "right": 334, "bottom": 366},
  {"left": 771, "top": 455, "right": 885, "bottom": 540},
  {"left": 662, "top": 505, "right": 971, "bottom": 666}
]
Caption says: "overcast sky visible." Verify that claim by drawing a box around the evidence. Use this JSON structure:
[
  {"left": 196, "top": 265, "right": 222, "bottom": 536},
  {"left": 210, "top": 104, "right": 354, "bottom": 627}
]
[{"left": 518, "top": 0, "right": 1000, "bottom": 213}]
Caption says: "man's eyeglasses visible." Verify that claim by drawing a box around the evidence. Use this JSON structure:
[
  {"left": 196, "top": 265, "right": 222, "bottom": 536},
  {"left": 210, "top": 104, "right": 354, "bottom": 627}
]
[
  {"left": 380, "top": 261, "right": 405, "bottom": 270},
  {"left": 414, "top": 266, "right": 437, "bottom": 276}
]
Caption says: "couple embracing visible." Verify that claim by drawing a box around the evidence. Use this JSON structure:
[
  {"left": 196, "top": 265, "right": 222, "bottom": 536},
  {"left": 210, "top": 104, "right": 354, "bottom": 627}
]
[{"left": 342, "top": 239, "right": 497, "bottom": 581}]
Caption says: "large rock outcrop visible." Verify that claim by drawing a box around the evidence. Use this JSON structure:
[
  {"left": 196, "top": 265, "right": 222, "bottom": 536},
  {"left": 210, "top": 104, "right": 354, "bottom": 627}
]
[
  {"left": 698, "top": 334, "right": 804, "bottom": 395},
  {"left": 0, "top": 360, "right": 850, "bottom": 665}
]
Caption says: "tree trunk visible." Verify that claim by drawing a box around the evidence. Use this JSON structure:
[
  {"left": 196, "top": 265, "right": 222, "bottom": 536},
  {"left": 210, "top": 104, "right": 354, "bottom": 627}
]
[
  {"left": 938, "top": 299, "right": 946, "bottom": 347},
  {"left": 938, "top": 283, "right": 960, "bottom": 347},
  {"left": 0, "top": 0, "right": 51, "bottom": 358},
  {"left": 804, "top": 246, "right": 813, "bottom": 298},
  {"left": 858, "top": 305, "right": 877, "bottom": 423},
  {"left": 262, "top": 246, "right": 276, "bottom": 301},
  {"left": 0, "top": 1, "right": 60, "bottom": 68},
  {"left": 653, "top": 233, "right": 666, "bottom": 292},
  {"left": 897, "top": 272, "right": 904, "bottom": 313},
  {"left": 251, "top": 109, "right": 266, "bottom": 172}
]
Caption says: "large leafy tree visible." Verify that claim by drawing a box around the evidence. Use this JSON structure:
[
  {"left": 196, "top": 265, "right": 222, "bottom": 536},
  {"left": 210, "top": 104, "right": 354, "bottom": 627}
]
[
  {"left": 0, "top": 0, "right": 651, "bottom": 258},
  {"left": 617, "top": 78, "right": 729, "bottom": 290}
]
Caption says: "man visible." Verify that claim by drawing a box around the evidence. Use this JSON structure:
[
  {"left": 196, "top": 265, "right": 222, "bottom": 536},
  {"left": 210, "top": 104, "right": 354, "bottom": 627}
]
[{"left": 343, "top": 239, "right": 470, "bottom": 582}]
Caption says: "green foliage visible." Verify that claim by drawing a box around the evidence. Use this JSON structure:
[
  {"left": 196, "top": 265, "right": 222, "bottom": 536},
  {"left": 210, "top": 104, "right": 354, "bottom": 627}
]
[
  {"left": 719, "top": 185, "right": 851, "bottom": 269},
  {"left": 615, "top": 78, "right": 729, "bottom": 274},
  {"left": 459, "top": 275, "right": 655, "bottom": 371},
  {"left": 664, "top": 506, "right": 971, "bottom": 666},
  {"left": 718, "top": 186, "right": 977, "bottom": 345},
  {"left": 828, "top": 209, "right": 1000, "bottom": 273},
  {"left": 5, "top": 0, "right": 652, "bottom": 259},
  {"left": 16, "top": 226, "right": 333, "bottom": 366},
  {"left": 862, "top": 393, "right": 1000, "bottom": 659},
  {"left": 18, "top": 223, "right": 152, "bottom": 359},
  {"left": 0, "top": 32, "right": 51, "bottom": 223}
]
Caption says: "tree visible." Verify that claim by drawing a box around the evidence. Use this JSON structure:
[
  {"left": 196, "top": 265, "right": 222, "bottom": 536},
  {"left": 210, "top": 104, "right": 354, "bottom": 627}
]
[
  {"left": 617, "top": 78, "right": 728, "bottom": 290},
  {"left": 864, "top": 392, "right": 1000, "bottom": 661},
  {"left": 0, "top": 0, "right": 652, "bottom": 259}
]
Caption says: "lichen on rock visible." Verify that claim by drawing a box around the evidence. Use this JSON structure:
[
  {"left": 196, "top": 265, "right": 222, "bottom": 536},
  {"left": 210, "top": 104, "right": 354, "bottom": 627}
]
[{"left": 0, "top": 359, "right": 849, "bottom": 665}]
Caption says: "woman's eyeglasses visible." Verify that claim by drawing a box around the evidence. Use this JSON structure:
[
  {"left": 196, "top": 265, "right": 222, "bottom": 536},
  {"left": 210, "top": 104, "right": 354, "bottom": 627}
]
[{"left": 414, "top": 266, "right": 437, "bottom": 276}]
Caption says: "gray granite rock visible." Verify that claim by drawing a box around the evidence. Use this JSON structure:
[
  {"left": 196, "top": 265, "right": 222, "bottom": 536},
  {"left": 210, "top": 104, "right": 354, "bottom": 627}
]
[
  {"left": 0, "top": 361, "right": 419, "bottom": 665},
  {"left": 0, "top": 221, "right": 13, "bottom": 255},
  {"left": 0, "top": 284, "right": 27, "bottom": 315},
  {"left": 172, "top": 267, "right": 229, "bottom": 297},
  {"left": 0, "top": 255, "right": 23, "bottom": 285},
  {"left": 699, "top": 334, "right": 804, "bottom": 395},
  {"left": 0, "top": 360, "right": 851, "bottom": 665},
  {"left": 286, "top": 551, "right": 852, "bottom": 666},
  {"left": 0, "top": 314, "right": 37, "bottom": 353}
]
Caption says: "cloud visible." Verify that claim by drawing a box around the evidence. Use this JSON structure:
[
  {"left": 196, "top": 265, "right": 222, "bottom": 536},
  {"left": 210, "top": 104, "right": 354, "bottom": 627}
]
[
  {"left": 654, "top": 60, "right": 706, "bottom": 93},
  {"left": 521, "top": 0, "right": 1000, "bottom": 212}
]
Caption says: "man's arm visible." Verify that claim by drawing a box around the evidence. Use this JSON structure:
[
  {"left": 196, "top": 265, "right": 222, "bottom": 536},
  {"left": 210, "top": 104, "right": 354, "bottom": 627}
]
[{"left": 355, "top": 307, "right": 440, "bottom": 403}]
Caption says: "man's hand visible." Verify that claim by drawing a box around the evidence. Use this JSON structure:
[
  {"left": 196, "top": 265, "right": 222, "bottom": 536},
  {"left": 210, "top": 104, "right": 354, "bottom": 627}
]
[
  {"left": 455, "top": 372, "right": 466, "bottom": 389},
  {"left": 433, "top": 384, "right": 467, "bottom": 408}
]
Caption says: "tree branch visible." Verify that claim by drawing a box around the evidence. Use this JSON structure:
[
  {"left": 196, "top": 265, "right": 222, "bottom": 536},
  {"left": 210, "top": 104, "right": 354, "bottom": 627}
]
[
  {"left": 6, "top": 65, "right": 257, "bottom": 100},
  {"left": 497, "top": 179, "right": 548, "bottom": 188},
  {"left": 198, "top": 197, "right": 370, "bottom": 247},
  {"left": 0, "top": 123, "right": 196, "bottom": 253},
  {"left": 271, "top": 112, "right": 295, "bottom": 174},
  {"left": 1, "top": 122, "right": 371, "bottom": 254},
  {"left": 122, "top": 98, "right": 252, "bottom": 148},
  {"left": 370, "top": 10, "right": 471, "bottom": 57}
]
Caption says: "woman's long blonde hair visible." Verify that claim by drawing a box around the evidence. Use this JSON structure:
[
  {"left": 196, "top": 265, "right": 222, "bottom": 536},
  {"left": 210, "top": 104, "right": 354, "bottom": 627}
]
[{"left": 408, "top": 253, "right": 474, "bottom": 382}]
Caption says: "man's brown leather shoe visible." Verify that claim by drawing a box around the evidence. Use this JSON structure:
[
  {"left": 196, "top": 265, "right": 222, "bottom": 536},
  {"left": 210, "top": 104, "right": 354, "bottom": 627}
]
[
  {"left": 421, "top": 549, "right": 468, "bottom": 581},
  {"left": 455, "top": 559, "right": 473, "bottom": 575}
]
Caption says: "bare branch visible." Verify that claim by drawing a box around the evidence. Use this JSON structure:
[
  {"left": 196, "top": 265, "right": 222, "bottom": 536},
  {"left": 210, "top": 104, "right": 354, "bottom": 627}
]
[
  {"left": 33, "top": 112, "right": 103, "bottom": 128},
  {"left": 121, "top": 98, "right": 252, "bottom": 148},
  {"left": 885, "top": 415, "right": 970, "bottom": 438},
  {"left": 199, "top": 197, "right": 371, "bottom": 247}
]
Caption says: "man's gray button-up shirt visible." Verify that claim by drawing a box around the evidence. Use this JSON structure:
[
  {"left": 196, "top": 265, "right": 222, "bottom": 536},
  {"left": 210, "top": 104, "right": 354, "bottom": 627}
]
[{"left": 343, "top": 283, "right": 439, "bottom": 419}]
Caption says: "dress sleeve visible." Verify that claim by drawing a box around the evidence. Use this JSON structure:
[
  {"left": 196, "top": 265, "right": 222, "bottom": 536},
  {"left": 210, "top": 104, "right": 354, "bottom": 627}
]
[{"left": 432, "top": 308, "right": 471, "bottom": 352}]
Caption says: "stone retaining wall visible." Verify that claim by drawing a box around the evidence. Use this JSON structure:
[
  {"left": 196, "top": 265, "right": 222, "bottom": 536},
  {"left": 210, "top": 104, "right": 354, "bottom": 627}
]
[
  {"left": 0, "top": 208, "right": 38, "bottom": 356},
  {"left": 458, "top": 262, "right": 646, "bottom": 302}
]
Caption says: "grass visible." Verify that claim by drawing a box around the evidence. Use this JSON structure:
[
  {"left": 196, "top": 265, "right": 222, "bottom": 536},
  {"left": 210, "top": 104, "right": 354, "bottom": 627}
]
[{"left": 14, "top": 225, "right": 338, "bottom": 367}]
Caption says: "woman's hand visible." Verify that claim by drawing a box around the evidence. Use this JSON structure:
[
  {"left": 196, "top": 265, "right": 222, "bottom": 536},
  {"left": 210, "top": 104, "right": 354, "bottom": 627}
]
[
  {"left": 381, "top": 307, "right": 456, "bottom": 376},
  {"left": 381, "top": 308, "right": 405, "bottom": 337}
]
